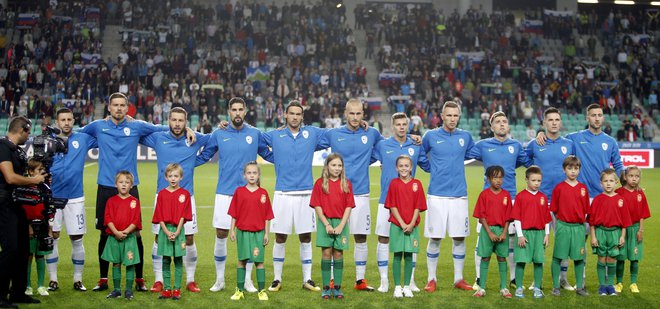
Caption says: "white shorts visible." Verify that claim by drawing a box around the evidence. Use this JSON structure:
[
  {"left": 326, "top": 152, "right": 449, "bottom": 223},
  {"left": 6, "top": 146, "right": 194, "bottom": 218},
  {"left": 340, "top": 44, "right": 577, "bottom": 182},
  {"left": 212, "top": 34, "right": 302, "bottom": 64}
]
[
  {"left": 152, "top": 194, "right": 198, "bottom": 235},
  {"left": 375, "top": 203, "right": 390, "bottom": 237},
  {"left": 424, "top": 196, "right": 470, "bottom": 238},
  {"left": 270, "top": 192, "right": 316, "bottom": 235},
  {"left": 212, "top": 194, "right": 233, "bottom": 230},
  {"left": 476, "top": 199, "right": 516, "bottom": 234},
  {"left": 349, "top": 195, "right": 371, "bottom": 235},
  {"left": 52, "top": 197, "right": 86, "bottom": 235}
]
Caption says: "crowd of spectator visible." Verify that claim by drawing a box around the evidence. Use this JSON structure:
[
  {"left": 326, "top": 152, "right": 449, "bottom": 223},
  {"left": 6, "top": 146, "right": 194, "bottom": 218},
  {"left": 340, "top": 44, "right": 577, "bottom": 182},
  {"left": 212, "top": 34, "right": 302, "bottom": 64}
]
[
  {"left": 99, "top": 0, "right": 372, "bottom": 129},
  {"left": 1, "top": 1, "right": 658, "bottom": 142},
  {"left": 368, "top": 3, "right": 658, "bottom": 141},
  {"left": 0, "top": 0, "right": 105, "bottom": 126},
  {"left": 0, "top": 0, "right": 373, "bottom": 131}
]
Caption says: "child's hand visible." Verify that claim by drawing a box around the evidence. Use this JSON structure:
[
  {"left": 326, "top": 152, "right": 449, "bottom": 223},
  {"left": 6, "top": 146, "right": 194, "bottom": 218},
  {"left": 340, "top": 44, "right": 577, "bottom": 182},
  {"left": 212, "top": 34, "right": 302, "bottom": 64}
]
[
  {"left": 229, "top": 230, "right": 236, "bottom": 242},
  {"left": 637, "top": 229, "right": 643, "bottom": 243},
  {"left": 263, "top": 234, "right": 269, "bottom": 246},
  {"left": 488, "top": 231, "right": 499, "bottom": 242},
  {"left": 591, "top": 238, "right": 599, "bottom": 248},
  {"left": 518, "top": 236, "right": 527, "bottom": 248},
  {"left": 403, "top": 224, "right": 414, "bottom": 234},
  {"left": 334, "top": 225, "right": 344, "bottom": 235},
  {"left": 543, "top": 235, "right": 549, "bottom": 248},
  {"left": 618, "top": 236, "right": 625, "bottom": 248},
  {"left": 325, "top": 224, "right": 334, "bottom": 235}
]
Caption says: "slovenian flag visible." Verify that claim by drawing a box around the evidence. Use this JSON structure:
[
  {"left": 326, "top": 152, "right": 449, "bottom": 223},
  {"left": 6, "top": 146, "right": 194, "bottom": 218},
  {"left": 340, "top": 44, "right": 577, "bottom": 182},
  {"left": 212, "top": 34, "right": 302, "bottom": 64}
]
[
  {"left": 522, "top": 19, "right": 543, "bottom": 34},
  {"left": 17, "top": 13, "right": 40, "bottom": 27},
  {"left": 85, "top": 7, "right": 100, "bottom": 21}
]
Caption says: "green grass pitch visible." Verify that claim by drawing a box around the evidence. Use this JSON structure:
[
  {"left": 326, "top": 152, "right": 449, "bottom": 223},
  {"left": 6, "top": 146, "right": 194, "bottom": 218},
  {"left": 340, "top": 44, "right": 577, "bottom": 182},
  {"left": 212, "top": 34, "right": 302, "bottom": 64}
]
[{"left": 31, "top": 163, "right": 658, "bottom": 308}]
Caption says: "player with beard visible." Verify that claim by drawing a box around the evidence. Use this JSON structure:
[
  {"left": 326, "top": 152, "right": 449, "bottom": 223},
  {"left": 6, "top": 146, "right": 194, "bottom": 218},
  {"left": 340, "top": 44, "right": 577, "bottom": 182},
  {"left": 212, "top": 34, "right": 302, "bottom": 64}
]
[
  {"left": 265, "top": 101, "right": 326, "bottom": 292},
  {"left": 47, "top": 108, "right": 98, "bottom": 292},
  {"left": 80, "top": 92, "right": 196, "bottom": 292},
  {"left": 140, "top": 107, "right": 210, "bottom": 294},
  {"left": 196, "top": 97, "right": 272, "bottom": 293},
  {"left": 467, "top": 112, "right": 531, "bottom": 291}
]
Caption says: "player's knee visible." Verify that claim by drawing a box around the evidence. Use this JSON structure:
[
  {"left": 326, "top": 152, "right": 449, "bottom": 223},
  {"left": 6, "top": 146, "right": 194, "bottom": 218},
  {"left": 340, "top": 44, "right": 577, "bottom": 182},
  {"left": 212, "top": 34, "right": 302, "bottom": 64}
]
[
  {"left": 52, "top": 231, "right": 60, "bottom": 240},
  {"left": 185, "top": 235, "right": 194, "bottom": 246},
  {"left": 332, "top": 250, "right": 343, "bottom": 260},
  {"left": 298, "top": 233, "right": 311, "bottom": 243},
  {"left": 452, "top": 237, "right": 465, "bottom": 242},
  {"left": 216, "top": 229, "right": 228, "bottom": 239},
  {"left": 69, "top": 234, "right": 82, "bottom": 241},
  {"left": 378, "top": 236, "right": 389, "bottom": 244},
  {"left": 496, "top": 257, "right": 506, "bottom": 262},
  {"left": 354, "top": 234, "right": 367, "bottom": 243},
  {"left": 154, "top": 235, "right": 158, "bottom": 243},
  {"left": 482, "top": 257, "right": 491, "bottom": 262},
  {"left": 321, "top": 248, "right": 333, "bottom": 259},
  {"left": 275, "top": 234, "right": 288, "bottom": 243}
]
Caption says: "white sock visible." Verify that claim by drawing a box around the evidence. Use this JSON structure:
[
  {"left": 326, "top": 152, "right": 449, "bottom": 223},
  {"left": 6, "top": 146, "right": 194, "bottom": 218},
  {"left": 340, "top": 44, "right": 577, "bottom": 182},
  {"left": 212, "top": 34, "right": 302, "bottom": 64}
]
[
  {"left": 152, "top": 242, "right": 163, "bottom": 282},
  {"left": 330, "top": 259, "right": 334, "bottom": 280},
  {"left": 377, "top": 242, "right": 389, "bottom": 283},
  {"left": 474, "top": 235, "right": 481, "bottom": 279},
  {"left": 426, "top": 239, "right": 440, "bottom": 282},
  {"left": 245, "top": 261, "right": 254, "bottom": 282},
  {"left": 354, "top": 242, "right": 368, "bottom": 281},
  {"left": 411, "top": 253, "right": 417, "bottom": 283},
  {"left": 273, "top": 242, "right": 285, "bottom": 281},
  {"left": 300, "top": 242, "right": 312, "bottom": 282},
  {"left": 185, "top": 243, "right": 197, "bottom": 283},
  {"left": 560, "top": 259, "right": 569, "bottom": 282},
  {"left": 71, "top": 238, "right": 85, "bottom": 282},
  {"left": 214, "top": 237, "right": 227, "bottom": 283},
  {"left": 46, "top": 238, "right": 59, "bottom": 282},
  {"left": 452, "top": 239, "right": 466, "bottom": 283},
  {"left": 508, "top": 236, "right": 515, "bottom": 282}
]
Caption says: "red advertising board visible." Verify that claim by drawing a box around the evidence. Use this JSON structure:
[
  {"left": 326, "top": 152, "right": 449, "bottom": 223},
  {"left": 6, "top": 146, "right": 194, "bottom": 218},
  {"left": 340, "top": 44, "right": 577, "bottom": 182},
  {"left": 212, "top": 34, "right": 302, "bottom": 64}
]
[{"left": 619, "top": 149, "right": 654, "bottom": 168}]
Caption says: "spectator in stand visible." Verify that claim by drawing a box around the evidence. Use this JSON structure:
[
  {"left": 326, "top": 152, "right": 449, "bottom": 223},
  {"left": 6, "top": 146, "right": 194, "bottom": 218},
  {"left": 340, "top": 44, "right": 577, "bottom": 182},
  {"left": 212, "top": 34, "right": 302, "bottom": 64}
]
[{"left": 642, "top": 117, "right": 654, "bottom": 141}]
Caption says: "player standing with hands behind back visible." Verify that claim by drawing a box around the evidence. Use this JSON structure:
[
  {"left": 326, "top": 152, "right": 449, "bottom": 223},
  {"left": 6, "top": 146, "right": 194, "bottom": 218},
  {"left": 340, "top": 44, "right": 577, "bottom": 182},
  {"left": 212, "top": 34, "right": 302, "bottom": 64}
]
[
  {"left": 385, "top": 155, "right": 427, "bottom": 299},
  {"left": 311, "top": 153, "right": 355, "bottom": 300},
  {"left": 152, "top": 163, "right": 192, "bottom": 300}
]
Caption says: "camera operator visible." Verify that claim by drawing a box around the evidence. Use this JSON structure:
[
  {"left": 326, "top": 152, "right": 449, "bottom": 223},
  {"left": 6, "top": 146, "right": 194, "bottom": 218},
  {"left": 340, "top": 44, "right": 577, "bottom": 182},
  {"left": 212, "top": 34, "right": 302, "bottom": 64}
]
[
  {"left": 0, "top": 116, "right": 46, "bottom": 307},
  {"left": 45, "top": 108, "right": 97, "bottom": 292}
]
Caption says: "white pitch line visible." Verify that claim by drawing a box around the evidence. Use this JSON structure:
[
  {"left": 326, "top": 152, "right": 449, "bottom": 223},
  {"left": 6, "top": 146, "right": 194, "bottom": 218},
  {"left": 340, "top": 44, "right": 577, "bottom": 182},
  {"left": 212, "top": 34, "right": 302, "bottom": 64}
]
[{"left": 84, "top": 162, "right": 97, "bottom": 168}]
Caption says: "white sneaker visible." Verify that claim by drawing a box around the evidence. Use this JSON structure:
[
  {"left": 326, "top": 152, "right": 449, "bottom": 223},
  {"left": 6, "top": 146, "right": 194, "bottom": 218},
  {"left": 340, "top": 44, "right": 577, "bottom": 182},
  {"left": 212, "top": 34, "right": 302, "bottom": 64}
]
[
  {"left": 244, "top": 280, "right": 258, "bottom": 293},
  {"left": 25, "top": 287, "right": 33, "bottom": 296},
  {"left": 209, "top": 281, "right": 225, "bottom": 292},
  {"left": 393, "top": 286, "right": 403, "bottom": 298},
  {"left": 37, "top": 286, "right": 49, "bottom": 296},
  {"left": 560, "top": 279, "right": 576, "bottom": 291},
  {"left": 402, "top": 286, "right": 414, "bottom": 298},
  {"left": 409, "top": 281, "right": 420, "bottom": 293},
  {"left": 377, "top": 282, "right": 389, "bottom": 293}
]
